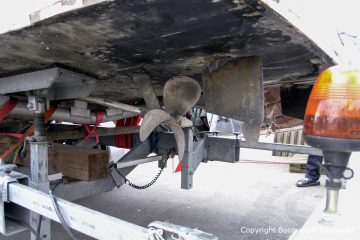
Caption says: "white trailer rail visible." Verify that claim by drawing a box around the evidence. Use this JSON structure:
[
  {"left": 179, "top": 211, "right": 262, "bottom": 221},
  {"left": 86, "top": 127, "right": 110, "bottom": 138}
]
[{"left": 0, "top": 171, "right": 218, "bottom": 240}]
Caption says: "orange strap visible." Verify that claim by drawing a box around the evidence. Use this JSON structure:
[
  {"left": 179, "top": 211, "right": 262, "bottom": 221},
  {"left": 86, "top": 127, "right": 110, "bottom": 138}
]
[{"left": 0, "top": 106, "right": 56, "bottom": 162}]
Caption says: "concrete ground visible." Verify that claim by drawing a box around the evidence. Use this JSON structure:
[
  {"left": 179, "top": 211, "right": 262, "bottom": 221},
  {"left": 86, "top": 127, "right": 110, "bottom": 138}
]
[
  {"left": 2, "top": 148, "right": 325, "bottom": 240},
  {"left": 289, "top": 153, "right": 360, "bottom": 240}
]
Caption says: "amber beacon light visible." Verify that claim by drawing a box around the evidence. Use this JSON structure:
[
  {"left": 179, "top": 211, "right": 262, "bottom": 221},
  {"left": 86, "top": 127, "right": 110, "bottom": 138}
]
[
  {"left": 304, "top": 65, "right": 360, "bottom": 213},
  {"left": 304, "top": 65, "right": 360, "bottom": 139}
]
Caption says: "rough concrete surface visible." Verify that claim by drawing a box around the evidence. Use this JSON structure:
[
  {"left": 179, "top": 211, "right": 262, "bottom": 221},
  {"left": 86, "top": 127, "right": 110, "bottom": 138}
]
[{"left": 2, "top": 147, "right": 325, "bottom": 240}]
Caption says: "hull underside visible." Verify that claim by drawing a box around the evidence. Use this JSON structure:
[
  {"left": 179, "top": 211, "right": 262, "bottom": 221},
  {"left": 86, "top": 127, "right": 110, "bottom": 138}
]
[{"left": 0, "top": 0, "right": 333, "bottom": 103}]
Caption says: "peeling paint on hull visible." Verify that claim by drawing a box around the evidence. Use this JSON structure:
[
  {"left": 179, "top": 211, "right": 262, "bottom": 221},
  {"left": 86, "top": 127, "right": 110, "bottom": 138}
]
[{"left": 0, "top": 0, "right": 333, "bottom": 101}]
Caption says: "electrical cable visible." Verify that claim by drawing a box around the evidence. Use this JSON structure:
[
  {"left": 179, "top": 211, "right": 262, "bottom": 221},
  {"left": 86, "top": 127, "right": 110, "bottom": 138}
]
[
  {"left": 49, "top": 190, "right": 78, "bottom": 240},
  {"left": 110, "top": 157, "right": 166, "bottom": 190},
  {"left": 35, "top": 215, "right": 43, "bottom": 240},
  {"left": 33, "top": 178, "right": 64, "bottom": 239},
  {"left": 115, "top": 166, "right": 164, "bottom": 190}
]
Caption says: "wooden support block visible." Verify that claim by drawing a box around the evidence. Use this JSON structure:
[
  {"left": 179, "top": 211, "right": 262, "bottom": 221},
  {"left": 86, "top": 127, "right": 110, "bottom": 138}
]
[
  {"left": 273, "top": 126, "right": 305, "bottom": 157},
  {"left": 16, "top": 143, "right": 109, "bottom": 181},
  {"left": 289, "top": 163, "right": 305, "bottom": 173},
  {"left": 1, "top": 136, "right": 109, "bottom": 181}
]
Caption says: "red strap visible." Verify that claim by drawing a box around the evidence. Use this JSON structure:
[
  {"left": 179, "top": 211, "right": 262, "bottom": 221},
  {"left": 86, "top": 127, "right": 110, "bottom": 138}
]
[
  {"left": 83, "top": 110, "right": 104, "bottom": 144},
  {"left": 175, "top": 161, "right": 182, "bottom": 173},
  {"left": 0, "top": 133, "right": 23, "bottom": 138},
  {"left": 114, "top": 116, "right": 142, "bottom": 149},
  {"left": 0, "top": 99, "right": 17, "bottom": 122},
  {"left": 115, "top": 119, "right": 126, "bottom": 148}
]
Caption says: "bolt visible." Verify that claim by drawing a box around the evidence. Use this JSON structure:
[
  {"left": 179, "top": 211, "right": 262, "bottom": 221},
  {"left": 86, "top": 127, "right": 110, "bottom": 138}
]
[
  {"left": 26, "top": 136, "right": 36, "bottom": 142},
  {"left": 27, "top": 103, "right": 34, "bottom": 109}
]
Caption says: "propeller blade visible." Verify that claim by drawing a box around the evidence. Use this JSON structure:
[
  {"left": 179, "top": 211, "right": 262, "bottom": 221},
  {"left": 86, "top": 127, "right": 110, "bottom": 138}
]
[
  {"left": 140, "top": 109, "right": 186, "bottom": 161},
  {"left": 139, "top": 109, "right": 172, "bottom": 141},
  {"left": 133, "top": 74, "right": 161, "bottom": 110},
  {"left": 163, "top": 76, "right": 201, "bottom": 117},
  {"left": 166, "top": 118, "right": 185, "bottom": 162}
]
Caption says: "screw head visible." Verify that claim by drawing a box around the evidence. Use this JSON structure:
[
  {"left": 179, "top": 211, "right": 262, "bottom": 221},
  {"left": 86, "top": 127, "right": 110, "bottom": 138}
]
[
  {"left": 0, "top": 164, "right": 17, "bottom": 173},
  {"left": 27, "top": 103, "right": 34, "bottom": 109}
]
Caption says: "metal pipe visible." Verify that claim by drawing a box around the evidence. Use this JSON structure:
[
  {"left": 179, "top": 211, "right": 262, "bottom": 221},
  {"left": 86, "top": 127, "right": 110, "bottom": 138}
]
[
  {"left": 30, "top": 110, "right": 51, "bottom": 240},
  {"left": 30, "top": 141, "right": 49, "bottom": 184},
  {"left": 116, "top": 156, "right": 162, "bottom": 169},
  {"left": 240, "top": 139, "right": 323, "bottom": 156},
  {"left": 48, "top": 126, "right": 140, "bottom": 141},
  {"left": 208, "top": 136, "right": 323, "bottom": 156},
  {"left": 325, "top": 188, "right": 339, "bottom": 213},
  {"left": 8, "top": 101, "right": 138, "bottom": 124},
  {"left": 81, "top": 97, "right": 142, "bottom": 114},
  {"left": 34, "top": 113, "right": 46, "bottom": 137},
  {"left": 322, "top": 151, "right": 349, "bottom": 214},
  {"left": 181, "top": 128, "right": 194, "bottom": 190}
]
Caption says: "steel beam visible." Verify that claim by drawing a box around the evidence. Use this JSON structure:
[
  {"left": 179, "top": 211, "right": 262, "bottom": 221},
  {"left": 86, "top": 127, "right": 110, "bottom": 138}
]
[
  {"left": 239, "top": 140, "right": 322, "bottom": 156},
  {"left": 206, "top": 136, "right": 322, "bottom": 161},
  {"left": 0, "top": 68, "right": 96, "bottom": 100},
  {"left": 181, "top": 128, "right": 194, "bottom": 189},
  {"left": 156, "top": 133, "right": 322, "bottom": 160},
  {"left": 5, "top": 181, "right": 217, "bottom": 240},
  {"left": 8, "top": 101, "right": 138, "bottom": 124},
  {"left": 182, "top": 133, "right": 207, "bottom": 189},
  {"left": 29, "top": 121, "right": 51, "bottom": 239},
  {"left": 117, "top": 139, "right": 152, "bottom": 163},
  {"left": 116, "top": 156, "right": 162, "bottom": 169},
  {"left": 0, "top": 171, "right": 30, "bottom": 236},
  {"left": 8, "top": 183, "right": 151, "bottom": 240},
  {"left": 81, "top": 97, "right": 142, "bottom": 114},
  {"left": 48, "top": 126, "right": 140, "bottom": 141},
  {"left": 52, "top": 178, "right": 115, "bottom": 202}
]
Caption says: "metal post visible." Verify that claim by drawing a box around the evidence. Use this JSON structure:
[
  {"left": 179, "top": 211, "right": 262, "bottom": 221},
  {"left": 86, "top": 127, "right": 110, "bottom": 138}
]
[
  {"left": 322, "top": 151, "right": 351, "bottom": 214},
  {"left": 181, "top": 128, "right": 194, "bottom": 189},
  {"left": 325, "top": 189, "right": 340, "bottom": 213},
  {"left": 29, "top": 99, "right": 51, "bottom": 240},
  {"left": 234, "top": 133, "right": 240, "bottom": 162}
]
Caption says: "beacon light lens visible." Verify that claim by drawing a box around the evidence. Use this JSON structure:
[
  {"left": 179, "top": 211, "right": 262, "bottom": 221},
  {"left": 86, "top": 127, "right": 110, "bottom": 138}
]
[{"left": 304, "top": 65, "right": 360, "bottom": 139}]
